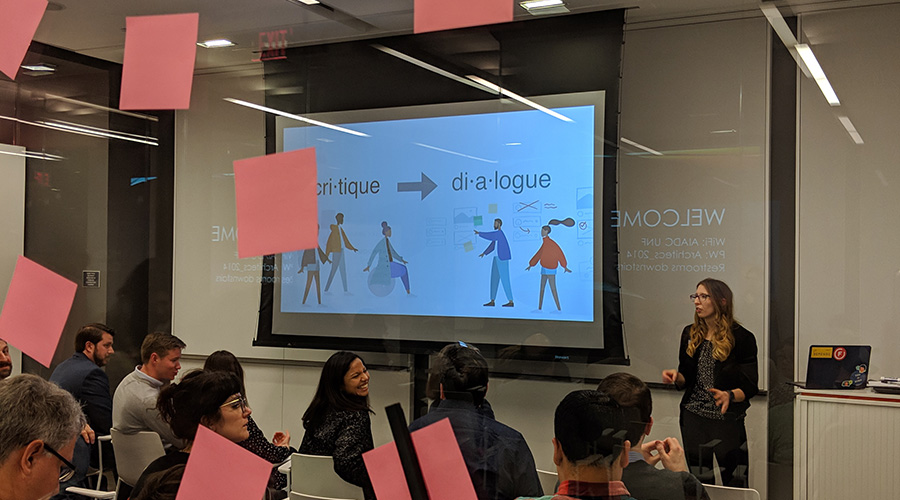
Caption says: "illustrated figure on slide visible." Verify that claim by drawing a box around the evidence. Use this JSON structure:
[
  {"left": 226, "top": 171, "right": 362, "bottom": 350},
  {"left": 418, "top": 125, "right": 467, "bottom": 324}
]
[
  {"left": 324, "top": 212, "right": 358, "bottom": 294},
  {"left": 526, "top": 218, "right": 574, "bottom": 311},
  {"left": 474, "top": 218, "right": 514, "bottom": 307},
  {"left": 298, "top": 225, "right": 330, "bottom": 305},
  {"left": 364, "top": 221, "right": 411, "bottom": 296}
]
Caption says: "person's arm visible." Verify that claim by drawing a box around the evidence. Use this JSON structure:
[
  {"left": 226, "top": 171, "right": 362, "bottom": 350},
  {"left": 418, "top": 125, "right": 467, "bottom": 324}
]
[
  {"left": 81, "top": 369, "right": 113, "bottom": 435},
  {"left": 734, "top": 328, "right": 760, "bottom": 400},
  {"left": 332, "top": 412, "right": 374, "bottom": 489},
  {"left": 509, "top": 436, "right": 543, "bottom": 498},
  {"left": 364, "top": 243, "right": 379, "bottom": 271},
  {"left": 239, "top": 417, "right": 293, "bottom": 463},
  {"left": 480, "top": 240, "right": 496, "bottom": 257},
  {"left": 527, "top": 245, "right": 542, "bottom": 270}
]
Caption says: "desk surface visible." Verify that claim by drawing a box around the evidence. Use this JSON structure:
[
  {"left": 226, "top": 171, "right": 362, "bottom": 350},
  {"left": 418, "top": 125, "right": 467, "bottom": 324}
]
[{"left": 794, "top": 386, "right": 900, "bottom": 403}]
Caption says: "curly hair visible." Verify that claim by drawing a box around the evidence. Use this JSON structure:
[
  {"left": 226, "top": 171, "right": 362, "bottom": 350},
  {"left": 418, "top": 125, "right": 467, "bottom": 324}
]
[{"left": 686, "top": 278, "right": 736, "bottom": 361}]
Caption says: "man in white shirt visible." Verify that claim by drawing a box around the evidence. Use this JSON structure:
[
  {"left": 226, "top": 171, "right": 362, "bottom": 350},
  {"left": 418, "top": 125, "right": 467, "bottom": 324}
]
[{"left": 112, "top": 331, "right": 186, "bottom": 449}]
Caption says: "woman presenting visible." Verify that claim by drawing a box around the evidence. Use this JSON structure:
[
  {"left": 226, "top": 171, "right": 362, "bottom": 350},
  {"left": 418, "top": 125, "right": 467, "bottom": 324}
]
[{"left": 662, "top": 278, "right": 758, "bottom": 488}]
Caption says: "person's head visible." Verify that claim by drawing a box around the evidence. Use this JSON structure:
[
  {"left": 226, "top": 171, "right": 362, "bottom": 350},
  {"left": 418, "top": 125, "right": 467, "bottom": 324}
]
[
  {"left": 493, "top": 218, "right": 502, "bottom": 230},
  {"left": 0, "top": 374, "right": 86, "bottom": 500},
  {"left": 541, "top": 225, "right": 551, "bottom": 237},
  {"left": 157, "top": 370, "right": 249, "bottom": 444},
  {"left": 203, "top": 350, "right": 247, "bottom": 398},
  {"left": 432, "top": 342, "right": 488, "bottom": 406},
  {"left": 336, "top": 213, "right": 344, "bottom": 224},
  {"left": 597, "top": 373, "right": 652, "bottom": 447},
  {"left": 688, "top": 278, "right": 735, "bottom": 361},
  {"left": 140, "top": 332, "right": 186, "bottom": 382},
  {"left": 381, "top": 221, "right": 391, "bottom": 237},
  {"left": 131, "top": 464, "right": 185, "bottom": 500},
  {"left": 74, "top": 323, "right": 115, "bottom": 367},
  {"left": 0, "top": 338, "right": 11, "bottom": 379},
  {"left": 302, "top": 351, "right": 371, "bottom": 430},
  {"left": 553, "top": 390, "right": 630, "bottom": 480}
]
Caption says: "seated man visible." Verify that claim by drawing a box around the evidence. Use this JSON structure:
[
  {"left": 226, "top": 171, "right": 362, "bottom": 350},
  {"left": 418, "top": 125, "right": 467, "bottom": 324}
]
[
  {"left": 410, "top": 342, "right": 542, "bottom": 500},
  {"left": 598, "top": 373, "right": 709, "bottom": 500},
  {"left": 112, "top": 331, "right": 186, "bottom": 449},
  {"left": 519, "top": 390, "right": 636, "bottom": 500},
  {"left": 50, "top": 323, "right": 117, "bottom": 497},
  {"left": 0, "top": 338, "right": 12, "bottom": 380},
  {"left": 0, "top": 374, "right": 87, "bottom": 500}
]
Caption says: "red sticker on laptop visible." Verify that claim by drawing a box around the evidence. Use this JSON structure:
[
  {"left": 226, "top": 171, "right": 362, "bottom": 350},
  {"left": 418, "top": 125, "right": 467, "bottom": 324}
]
[{"left": 833, "top": 347, "right": 847, "bottom": 361}]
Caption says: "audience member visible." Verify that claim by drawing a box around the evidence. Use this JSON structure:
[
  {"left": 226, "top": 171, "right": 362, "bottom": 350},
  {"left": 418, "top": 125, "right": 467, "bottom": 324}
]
[
  {"left": 410, "top": 342, "right": 542, "bottom": 500},
  {"left": 518, "top": 390, "right": 636, "bottom": 500},
  {"left": 49, "top": 323, "right": 117, "bottom": 497},
  {"left": 598, "top": 373, "right": 709, "bottom": 500},
  {"left": 112, "top": 331, "right": 186, "bottom": 449},
  {"left": 130, "top": 370, "right": 251, "bottom": 498},
  {"left": 299, "top": 351, "right": 376, "bottom": 500},
  {"left": 0, "top": 338, "right": 12, "bottom": 380},
  {"left": 204, "top": 350, "right": 294, "bottom": 491},
  {"left": 0, "top": 374, "right": 86, "bottom": 500}
]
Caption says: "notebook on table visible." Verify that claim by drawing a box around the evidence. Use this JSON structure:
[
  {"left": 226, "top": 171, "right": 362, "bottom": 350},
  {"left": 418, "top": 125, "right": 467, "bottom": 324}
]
[{"left": 792, "top": 345, "right": 871, "bottom": 389}]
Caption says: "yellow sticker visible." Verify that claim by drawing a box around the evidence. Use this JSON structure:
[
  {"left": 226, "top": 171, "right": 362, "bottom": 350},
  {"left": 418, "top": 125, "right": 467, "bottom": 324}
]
[{"left": 811, "top": 347, "right": 833, "bottom": 358}]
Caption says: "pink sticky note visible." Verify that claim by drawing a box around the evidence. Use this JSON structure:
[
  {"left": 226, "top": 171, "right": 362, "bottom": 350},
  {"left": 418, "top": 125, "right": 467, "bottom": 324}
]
[
  {"left": 120, "top": 13, "right": 199, "bottom": 110},
  {"left": 0, "top": 0, "right": 48, "bottom": 80},
  {"left": 414, "top": 0, "right": 512, "bottom": 34},
  {"left": 0, "top": 256, "right": 76, "bottom": 367},
  {"left": 233, "top": 148, "right": 318, "bottom": 259},
  {"left": 363, "top": 418, "right": 478, "bottom": 500},
  {"left": 176, "top": 426, "right": 271, "bottom": 500}
]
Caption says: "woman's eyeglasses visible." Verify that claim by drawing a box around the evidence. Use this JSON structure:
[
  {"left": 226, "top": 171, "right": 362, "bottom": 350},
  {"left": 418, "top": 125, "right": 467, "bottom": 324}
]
[
  {"left": 43, "top": 442, "right": 76, "bottom": 482},
  {"left": 689, "top": 293, "right": 711, "bottom": 301},
  {"left": 220, "top": 395, "right": 249, "bottom": 412}
]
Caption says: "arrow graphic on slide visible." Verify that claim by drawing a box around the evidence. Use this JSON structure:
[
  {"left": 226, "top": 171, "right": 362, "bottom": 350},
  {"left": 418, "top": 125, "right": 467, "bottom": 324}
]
[{"left": 397, "top": 172, "right": 437, "bottom": 200}]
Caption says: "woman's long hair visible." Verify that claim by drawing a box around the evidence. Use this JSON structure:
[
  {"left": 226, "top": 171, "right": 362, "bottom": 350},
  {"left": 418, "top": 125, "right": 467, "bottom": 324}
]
[
  {"left": 686, "top": 278, "right": 736, "bottom": 362},
  {"left": 301, "top": 351, "right": 372, "bottom": 430}
]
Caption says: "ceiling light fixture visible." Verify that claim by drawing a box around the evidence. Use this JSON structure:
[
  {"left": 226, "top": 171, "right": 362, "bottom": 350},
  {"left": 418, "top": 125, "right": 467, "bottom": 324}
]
[
  {"left": 620, "top": 137, "right": 663, "bottom": 156},
  {"left": 759, "top": 4, "right": 811, "bottom": 78},
  {"left": 0, "top": 115, "right": 158, "bottom": 146},
  {"left": 795, "top": 44, "right": 840, "bottom": 106},
  {"left": 372, "top": 45, "right": 494, "bottom": 93},
  {"left": 837, "top": 116, "right": 863, "bottom": 145},
  {"left": 286, "top": 0, "right": 320, "bottom": 5},
  {"left": 465, "top": 75, "right": 573, "bottom": 122},
  {"left": 0, "top": 149, "right": 64, "bottom": 161},
  {"left": 520, "top": 0, "right": 568, "bottom": 15},
  {"left": 197, "top": 39, "right": 235, "bottom": 49},
  {"left": 224, "top": 98, "right": 369, "bottom": 137},
  {"left": 21, "top": 63, "right": 56, "bottom": 72}
]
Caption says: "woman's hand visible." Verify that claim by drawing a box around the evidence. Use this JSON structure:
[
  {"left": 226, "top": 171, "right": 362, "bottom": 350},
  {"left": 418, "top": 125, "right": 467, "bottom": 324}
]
[
  {"left": 662, "top": 369, "right": 682, "bottom": 386},
  {"left": 709, "top": 388, "right": 731, "bottom": 414},
  {"left": 273, "top": 430, "right": 291, "bottom": 447}
]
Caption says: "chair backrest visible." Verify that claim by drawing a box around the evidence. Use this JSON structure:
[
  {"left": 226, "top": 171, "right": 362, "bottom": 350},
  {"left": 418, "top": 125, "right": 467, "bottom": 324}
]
[
  {"left": 536, "top": 468, "right": 559, "bottom": 495},
  {"left": 290, "top": 453, "right": 363, "bottom": 500},
  {"left": 704, "top": 484, "right": 761, "bottom": 500},
  {"left": 110, "top": 428, "right": 166, "bottom": 486}
]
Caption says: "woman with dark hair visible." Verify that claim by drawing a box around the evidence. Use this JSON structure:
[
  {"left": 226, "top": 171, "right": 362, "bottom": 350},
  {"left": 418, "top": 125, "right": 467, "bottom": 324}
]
[
  {"left": 662, "top": 278, "right": 759, "bottom": 487},
  {"left": 129, "top": 370, "right": 250, "bottom": 499},
  {"left": 204, "top": 350, "right": 294, "bottom": 491},
  {"left": 299, "top": 351, "right": 375, "bottom": 500}
]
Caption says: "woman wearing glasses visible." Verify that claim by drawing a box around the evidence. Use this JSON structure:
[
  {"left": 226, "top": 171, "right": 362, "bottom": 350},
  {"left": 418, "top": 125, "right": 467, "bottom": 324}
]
[
  {"left": 129, "top": 370, "right": 251, "bottom": 499},
  {"left": 662, "top": 278, "right": 758, "bottom": 488},
  {"left": 299, "top": 351, "right": 375, "bottom": 500},
  {"left": 204, "top": 350, "right": 294, "bottom": 493}
]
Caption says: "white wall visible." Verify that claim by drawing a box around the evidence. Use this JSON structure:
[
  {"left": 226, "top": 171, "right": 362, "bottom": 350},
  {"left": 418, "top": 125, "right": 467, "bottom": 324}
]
[{"left": 0, "top": 143, "right": 25, "bottom": 376}]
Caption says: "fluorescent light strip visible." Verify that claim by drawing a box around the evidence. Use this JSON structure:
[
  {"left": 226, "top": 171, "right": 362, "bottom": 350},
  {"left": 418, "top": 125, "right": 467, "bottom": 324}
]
[
  {"left": 620, "top": 137, "right": 663, "bottom": 156},
  {"left": 759, "top": 4, "right": 812, "bottom": 79},
  {"left": 795, "top": 44, "right": 840, "bottom": 106},
  {"left": 44, "top": 93, "right": 159, "bottom": 122},
  {"left": 224, "top": 98, "right": 370, "bottom": 137},
  {"left": 465, "top": 75, "right": 573, "bottom": 123},
  {"left": 0, "top": 149, "right": 64, "bottom": 161},
  {"left": 371, "top": 45, "right": 494, "bottom": 94},
  {"left": 837, "top": 116, "right": 864, "bottom": 144},
  {"left": 0, "top": 115, "right": 158, "bottom": 146},
  {"left": 520, "top": 0, "right": 564, "bottom": 10},
  {"left": 48, "top": 119, "right": 158, "bottom": 142},
  {"left": 21, "top": 64, "right": 56, "bottom": 72},
  {"left": 197, "top": 39, "right": 235, "bottom": 49},
  {"left": 413, "top": 142, "right": 497, "bottom": 164}
]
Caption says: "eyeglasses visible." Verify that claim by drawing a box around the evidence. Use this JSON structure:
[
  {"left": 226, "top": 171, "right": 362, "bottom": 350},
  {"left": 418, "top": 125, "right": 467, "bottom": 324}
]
[
  {"left": 689, "top": 293, "right": 711, "bottom": 301},
  {"left": 43, "top": 442, "right": 76, "bottom": 482},
  {"left": 220, "top": 395, "right": 249, "bottom": 412}
]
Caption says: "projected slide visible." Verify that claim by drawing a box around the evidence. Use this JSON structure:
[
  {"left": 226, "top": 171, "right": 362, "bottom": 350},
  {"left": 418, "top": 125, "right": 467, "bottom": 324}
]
[{"left": 279, "top": 105, "right": 595, "bottom": 322}]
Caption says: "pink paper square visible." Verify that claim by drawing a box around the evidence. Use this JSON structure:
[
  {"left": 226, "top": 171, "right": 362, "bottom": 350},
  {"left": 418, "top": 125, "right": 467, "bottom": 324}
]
[
  {"left": 176, "top": 426, "right": 271, "bottom": 500},
  {"left": 120, "top": 13, "right": 199, "bottom": 110},
  {"left": 0, "top": 0, "right": 48, "bottom": 80},
  {"left": 0, "top": 256, "right": 76, "bottom": 367},
  {"left": 414, "top": 0, "right": 512, "bottom": 34},
  {"left": 233, "top": 147, "right": 318, "bottom": 259},
  {"left": 363, "top": 418, "right": 478, "bottom": 500}
]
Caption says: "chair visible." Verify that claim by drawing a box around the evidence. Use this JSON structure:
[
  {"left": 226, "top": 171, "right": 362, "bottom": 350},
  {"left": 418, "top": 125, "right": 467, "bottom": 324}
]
[
  {"left": 704, "top": 484, "right": 761, "bottom": 500},
  {"left": 110, "top": 428, "right": 166, "bottom": 498},
  {"left": 289, "top": 453, "right": 363, "bottom": 500},
  {"left": 536, "top": 468, "right": 559, "bottom": 496},
  {"left": 65, "top": 435, "right": 116, "bottom": 499}
]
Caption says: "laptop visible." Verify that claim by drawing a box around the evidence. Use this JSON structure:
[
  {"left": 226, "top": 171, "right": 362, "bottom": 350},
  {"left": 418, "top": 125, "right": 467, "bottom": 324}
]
[{"left": 793, "top": 345, "right": 871, "bottom": 389}]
